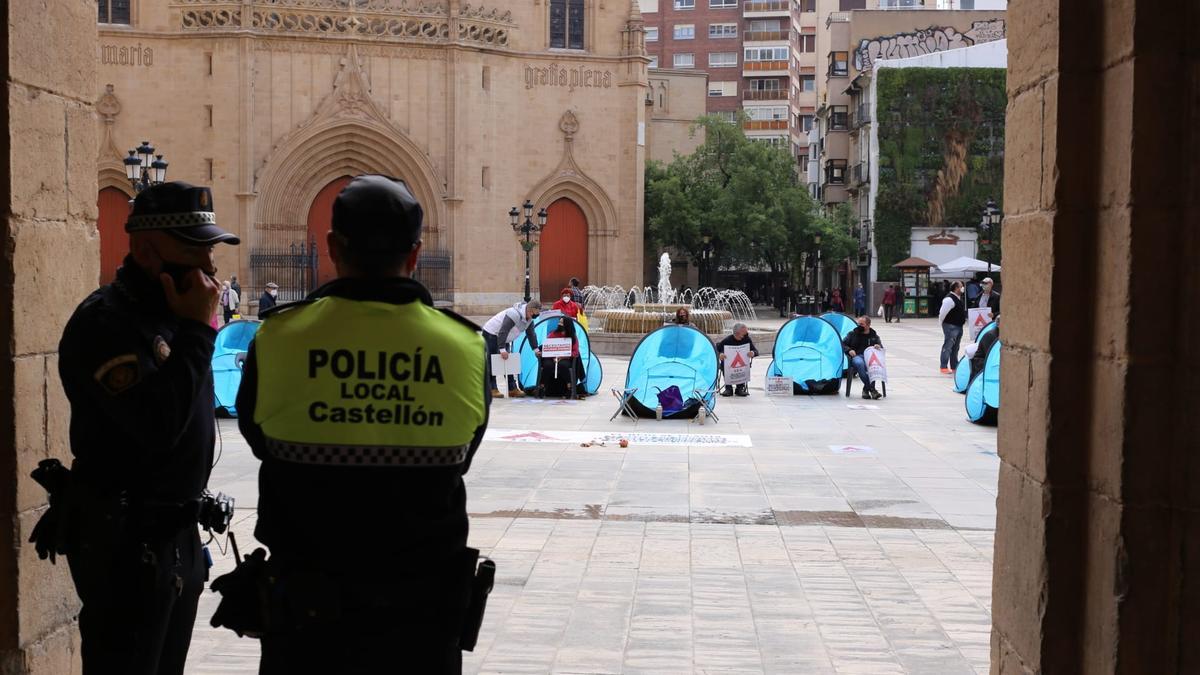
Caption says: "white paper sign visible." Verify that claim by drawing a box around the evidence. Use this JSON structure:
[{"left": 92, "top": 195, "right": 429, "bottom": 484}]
[
  {"left": 766, "top": 376, "right": 792, "bottom": 396},
  {"left": 967, "top": 307, "right": 994, "bottom": 341},
  {"left": 723, "top": 345, "right": 752, "bottom": 385},
  {"left": 863, "top": 346, "right": 887, "bottom": 383},
  {"left": 490, "top": 353, "right": 522, "bottom": 396},
  {"left": 541, "top": 337, "right": 573, "bottom": 359}
]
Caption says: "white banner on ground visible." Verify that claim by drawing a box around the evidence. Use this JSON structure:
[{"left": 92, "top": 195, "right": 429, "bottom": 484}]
[
  {"left": 766, "top": 376, "right": 792, "bottom": 396},
  {"left": 484, "top": 428, "right": 753, "bottom": 447},
  {"left": 967, "top": 307, "right": 994, "bottom": 341},
  {"left": 490, "top": 353, "right": 522, "bottom": 396},
  {"left": 541, "top": 337, "right": 573, "bottom": 359},
  {"left": 864, "top": 346, "right": 887, "bottom": 383},
  {"left": 723, "top": 345, "right": 751, "bottom": 385}
]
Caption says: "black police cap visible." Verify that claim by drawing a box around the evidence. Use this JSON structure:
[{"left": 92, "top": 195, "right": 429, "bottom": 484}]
[
  {"left": 331, "top": 175, "right": 423, "bottom": 250},
  {"left": 125, "top": 181, "right": 239, "bottom": 245}
]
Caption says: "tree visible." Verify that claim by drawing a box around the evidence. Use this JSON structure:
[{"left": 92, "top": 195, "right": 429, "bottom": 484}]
[{"left": 644, "top": 115, "right": 824, "bottom": 283}]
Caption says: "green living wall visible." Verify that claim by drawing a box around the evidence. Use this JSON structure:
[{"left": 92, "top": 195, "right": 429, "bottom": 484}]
[{"left": 874, "top": 67, "right": 1006, "bottom": 281}]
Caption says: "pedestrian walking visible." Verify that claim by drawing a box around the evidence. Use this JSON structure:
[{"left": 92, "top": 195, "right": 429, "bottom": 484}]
[
  {"left": 229, "top": 175, "right": 493, "bottom": 673},
  {"left": 938, "top": 281, "right": 967, "bottom": 373},
  {"left": 831, "top": 288, "right": 844, "bottom": 313},
  {"left": 882, "top": 284, "right": 896, "bottom": 323},
  {"left": 229, "top": 274, "right": 242, "bottom": 301},
  {"left": 34, "top": 181, "right": 238, "bottom": 675},
  {"left": 568, "top": 276, "right": 585, "bottom": 305},
  {"left": 853, "top": 283, "right": 866, "bottom": 316},
  {"left": 258, "top": 281, "right": 278, "bottom": 314},
  {"left": 220, "top": 280, "right": 239, "bottom": 324}
]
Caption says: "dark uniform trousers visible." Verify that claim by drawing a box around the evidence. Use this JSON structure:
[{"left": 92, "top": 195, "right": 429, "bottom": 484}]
[{"left": 69, "top": 520, "right": 205, "bottom": 675}]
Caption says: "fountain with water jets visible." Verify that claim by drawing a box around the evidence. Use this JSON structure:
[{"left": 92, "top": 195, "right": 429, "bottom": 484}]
[{"left": 585, "top": 253, "right": 757, "bottom": 335}]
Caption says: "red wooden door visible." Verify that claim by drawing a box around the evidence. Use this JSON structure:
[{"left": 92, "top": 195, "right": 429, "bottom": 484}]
[
  {"left": 539, "top": 198, "right": 588, "bottom": 301},
  {"left": 97, "top": 187, "right": 131, "bottom": 284},
  {"left": 307, "top": 176, "right": 352, "bottom": 287}
]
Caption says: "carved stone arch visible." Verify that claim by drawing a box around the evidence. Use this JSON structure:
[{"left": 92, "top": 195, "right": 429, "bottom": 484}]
[
  {"left": 97, "top": 168, "right": 134, "bottom": 197},
  {"left": 253, "top": 119, "right": 446, "bottom": 246}
]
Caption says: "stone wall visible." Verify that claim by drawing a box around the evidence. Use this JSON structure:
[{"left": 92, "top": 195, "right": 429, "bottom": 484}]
[
  {"left": 991, "top": 0, "right": 1199, "bottom": 672},
  {"left": 0, "top": 0, "right": 97, "bottom": 672}
]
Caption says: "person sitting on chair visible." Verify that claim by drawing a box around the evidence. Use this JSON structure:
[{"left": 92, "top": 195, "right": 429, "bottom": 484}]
[
  {"left": 969, "top": 315, "right": 1000, "bottom": 382},
  {"left": 715, "top": 322, "right": 759, "bottom": 397},
  {"left": 843, "top": 315, "right": 884, "bottom": 400},
  {"left": 543, "top": 317, "right": 587, "bottom": 398}
]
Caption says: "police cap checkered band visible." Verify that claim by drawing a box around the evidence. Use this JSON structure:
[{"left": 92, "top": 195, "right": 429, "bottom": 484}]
[
  {"left": 125, "top": 181, "right": 239, "bottom": 245},
  {"left": 331, "top": 174, "right": 423, "bottom": 249}
]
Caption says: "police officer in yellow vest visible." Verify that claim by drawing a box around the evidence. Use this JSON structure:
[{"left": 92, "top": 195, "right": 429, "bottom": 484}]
[{"left": 234, "top": 175, "right": 490, "bottom": 674}]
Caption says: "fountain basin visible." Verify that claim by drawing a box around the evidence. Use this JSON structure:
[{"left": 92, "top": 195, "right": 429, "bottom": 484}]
[{"left": 591, "top": 308, "right": 732, "bottom": 335}]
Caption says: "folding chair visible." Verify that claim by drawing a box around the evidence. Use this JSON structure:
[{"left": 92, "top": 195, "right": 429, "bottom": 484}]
[
  {"left": 692, "top": 387, "right": 720, "bottom": 423},
  {"left": 844, "top": 366, "right": 887, "bottom": 398},
  {"left": 610, "top": 387, "right": 639, "bottom": 423}
]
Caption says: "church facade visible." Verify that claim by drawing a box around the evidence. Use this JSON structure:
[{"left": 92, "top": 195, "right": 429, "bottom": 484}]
[{"left": 97, "top": 0, "right": 651, "bottom": 312}]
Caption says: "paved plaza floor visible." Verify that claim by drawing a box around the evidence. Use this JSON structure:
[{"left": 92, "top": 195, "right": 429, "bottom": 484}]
[{"left": 188, "top": 317, "right": 998, "bottom": 674}]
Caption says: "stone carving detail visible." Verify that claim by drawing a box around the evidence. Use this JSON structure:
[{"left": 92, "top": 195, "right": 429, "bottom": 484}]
[
  {"left": 97, "top": 84, "right": 121, "bottom": 122},
  {"left": 853, "top": 19, "right": 1006, "bottom": 73},
  {"left": 177, "top": 0, "right": 511, "bottom": 46},
  {"left": 559, "top": 110, "right": 580, "bottom": 141}
]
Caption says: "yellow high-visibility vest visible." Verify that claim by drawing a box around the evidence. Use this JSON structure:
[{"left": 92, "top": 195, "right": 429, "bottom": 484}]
[{"left": 252, "top": 296, "right": 486, "bottom": 467}]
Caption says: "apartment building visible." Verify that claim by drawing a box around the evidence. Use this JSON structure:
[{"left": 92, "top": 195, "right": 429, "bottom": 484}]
[
  {"left": 809, "top": 3, "right": 1006, "bottom": 300},
  {"left": 640, "top": 0, "right": 820, "bottom": 160}
]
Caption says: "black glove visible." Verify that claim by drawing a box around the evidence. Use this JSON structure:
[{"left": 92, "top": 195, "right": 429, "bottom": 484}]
[
  {"left": 210, "top": 547, "right": 271, "bottom": 638},
  {"left": 28, "top": 507, "right": 65, "bottom": 564}
]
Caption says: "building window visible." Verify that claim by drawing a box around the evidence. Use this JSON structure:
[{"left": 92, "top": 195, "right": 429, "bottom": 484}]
[
  {"left": 708, "top": 23, "right": 737, "bottom": 38},
  {"left": 744, "top": 46, "right": 789, "bottom": 62},
  {"left": 802, "top": 0, "right": 816, "bottom": 10},
  {"left": 549, "top": 0, "right": 585, "bottom": 50},
  {"left": 673, "top": 53, "right": 695, "bottom": 68},
  {"left": 799, "top": 34, "right": 816, "bottom": 53},
  {"left": 205, "top": 105, "right": 214, "bottom": 127},
  {"left": 709, "top": 0, "right": 737, "bottom": 7},
  {"left": 746, "top": 106, "right": 789, "bottom": 121},
  {"left": 829, "top": 51, "right": 849, "bottom": 76},
  {"left": 649, "top": 55, "right": 659, "bottom": 67},
  {"left": 646, "top": 27, "right": 659, "bottom": 41},
  {"left": 709, "top": 52, "right": 737, "bottom": 68},
  {"left": 799, "top": 114, "right": 814, "bottom": 131},
  {"left": 825, "top": 159, "right": 847, "bottom": 185},
  {"left": 709, "top": 81, "right": 737, "bottom": 96},
  {"left": 674, "top": 0, "right": 695, "bottom": 8},
  {"left": 800, "top": 75, "right": 815, "bottom": 91},
  {"left": 830, "top": 105, "right": 848, "bottom": 130},
  {"left": 748, "top": 78, "right": 782, "bottom": 91},
  {"left": 673, "top": 24, "right": 695, "bottom": 40},
  {"left": 715, "top": 111, "right": 738, "bottom": 123},
  {"left": 97, "top": 0, "right": 131, "bottom": 24}
]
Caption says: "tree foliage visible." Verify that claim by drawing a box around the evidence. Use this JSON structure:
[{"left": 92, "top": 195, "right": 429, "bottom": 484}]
[{"left": 644, "top": 116, "right": 844, "bottom": 282}]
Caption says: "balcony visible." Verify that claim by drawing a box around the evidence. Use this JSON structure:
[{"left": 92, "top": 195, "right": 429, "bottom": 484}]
[
  {"left": 744, "top": 120, "right": 789, "bottom": 131},
  {"left": 743, "top": 60, "right": 789, "bottom": 77},
  {"left": 743, "top": 0, "right": 790, "bottom": 14},
  {"left": 850, "top": 104, "right": 870, "bottom": 130},
  {"left": 744, "top": 89, "right": 787, "bottom": 101},
  {"left": 743, "top": 30, "right": 792, "bottom": 42},
  {"left": 824, "top": 159, "right": 847, "bottom": 185},
  {"left": 851, "top": 162, "right": 869, "bottom": 185}
]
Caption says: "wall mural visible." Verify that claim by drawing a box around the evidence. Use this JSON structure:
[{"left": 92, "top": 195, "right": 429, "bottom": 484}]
[{"left": 853, "top": 19, "right": 1005, "bottom": 73}]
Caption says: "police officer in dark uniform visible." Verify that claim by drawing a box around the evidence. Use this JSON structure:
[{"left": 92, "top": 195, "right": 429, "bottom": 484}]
[
  {"left": 55, "top": 181, "right": 238, "bottom": 674},
  {"left": 234, "top": 175, "right": 491, "bottom": 674}
]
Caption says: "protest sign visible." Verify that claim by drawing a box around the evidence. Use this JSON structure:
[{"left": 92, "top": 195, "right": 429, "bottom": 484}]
[
  {"left": 864, "top": 346, "right": 887, "bottom": 383},
  {"left": 490, "top": 353, "right": 522, "bottom": 396},
  {"left": 967, "top": 307, "right": 994, "bottom": 340},
  {"left": 766, "top": 376, "right": 792, "bottom": 396},
  {"left": 723, "top": 345, "right": 752, "bottom": 385},
  {"left": 541, "top": 337, "right": 573, "bottom": 359}
]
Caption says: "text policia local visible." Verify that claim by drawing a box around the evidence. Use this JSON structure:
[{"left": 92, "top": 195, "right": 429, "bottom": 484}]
[{"left": 307, "top": 348, "right": 446, "bottom": 427}]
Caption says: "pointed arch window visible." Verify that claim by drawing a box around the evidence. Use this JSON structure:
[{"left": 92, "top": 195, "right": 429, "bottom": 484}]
[{"left": 550, "top": 0, "right": 585, "bottom": 50}]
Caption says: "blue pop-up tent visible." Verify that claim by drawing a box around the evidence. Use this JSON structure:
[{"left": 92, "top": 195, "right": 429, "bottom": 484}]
[
  {"left": 623, "top": 325, "right": 719, "bottom": 418},
  {"left": 512, "top": 314, "right": 604, "bottom": 395},
  {"left": 765, "top": 316, "right": 844, "bottom": 394},
  {"left": 212, "top": 319, "right": 260, "bottom": 416},
  {"left": 820, "top": 312, "right": 858, "bottom": 340},
  {"left": 954, "top": 320, "right": 998, "bottom": 393},
  {"left": 965, "top": 336, "right": 1001, "bottom": 424}
]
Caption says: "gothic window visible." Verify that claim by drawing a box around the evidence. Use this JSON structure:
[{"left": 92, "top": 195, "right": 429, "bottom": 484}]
[
  {"left": 98, "top": 0, "right": 131, "bottom": 24},
  {"left": 550, "top": 0, "right": 585, "bottom": 50}
]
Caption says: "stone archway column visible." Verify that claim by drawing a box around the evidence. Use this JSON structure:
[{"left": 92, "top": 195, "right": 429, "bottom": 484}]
[
  {"left": 992, "top": 0, "right": 1199, "bottom": 673},
  {"left": 1, "top": 0, "right": 97, "bottom": 672}
]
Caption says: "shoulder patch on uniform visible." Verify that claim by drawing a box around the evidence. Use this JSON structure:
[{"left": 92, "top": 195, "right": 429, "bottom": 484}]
[
  {"left": 437, "top": 307, "right": 482, "bottom": 332},
  {"left": 259, "top": 299, "right": 314, "bottom": 320},
  {"left": 94, "top": 355, "right": 140, "bottom": 395}
]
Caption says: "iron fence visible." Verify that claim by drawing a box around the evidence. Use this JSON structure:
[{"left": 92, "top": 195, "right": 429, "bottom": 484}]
[
  {"left": 248, "top": 227, "right": 318, "bottom": 310},
  {"left": 413, "top": 248, "right": 453, "bottom": 306}
]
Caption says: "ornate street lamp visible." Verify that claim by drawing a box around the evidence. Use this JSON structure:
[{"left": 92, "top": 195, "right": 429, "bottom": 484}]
[
  {"left": 123, "top": 140, "right": 169, "bottom": 193},
  {"left": 980, "top": 196, "right": 1002, "bottom": 275},
  {"left": 699, "top": 234, "right": 715, "bottom": 287},
  {"left": 509, "top": 200, "right": 548, "bottom": 302}
]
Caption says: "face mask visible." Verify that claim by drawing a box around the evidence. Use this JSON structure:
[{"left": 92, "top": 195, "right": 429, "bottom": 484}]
[
  {"left": 563, "top": 296, "right": 571, "bottom": 303},
  {"left": 268, "top": 289, "right": 277, "bottom": 297}
]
